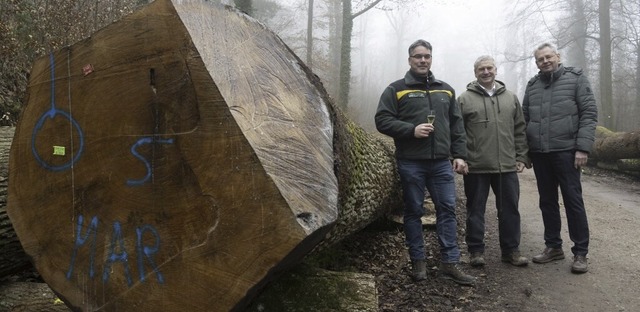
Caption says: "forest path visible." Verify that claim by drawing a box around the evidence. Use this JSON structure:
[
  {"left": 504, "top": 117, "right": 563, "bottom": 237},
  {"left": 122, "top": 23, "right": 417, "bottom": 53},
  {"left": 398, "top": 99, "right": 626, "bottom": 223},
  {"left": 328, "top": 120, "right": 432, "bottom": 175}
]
[{"left": 478, "top": 168, "right": 640, "bottom": 312}]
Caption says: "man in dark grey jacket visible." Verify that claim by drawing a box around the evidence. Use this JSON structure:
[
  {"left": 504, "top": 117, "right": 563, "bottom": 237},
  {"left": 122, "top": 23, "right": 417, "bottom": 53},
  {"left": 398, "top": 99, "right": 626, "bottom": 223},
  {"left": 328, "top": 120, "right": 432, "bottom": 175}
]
[{"left": 522, "top": 42, "right": 598, "bottom": 274}]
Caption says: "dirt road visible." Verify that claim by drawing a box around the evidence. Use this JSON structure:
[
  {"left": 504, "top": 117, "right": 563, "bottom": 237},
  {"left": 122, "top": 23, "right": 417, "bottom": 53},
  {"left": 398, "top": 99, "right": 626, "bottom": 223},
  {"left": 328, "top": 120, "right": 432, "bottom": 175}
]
[{"left": 482, "top": 168, "right": 640, "bottom": 312}]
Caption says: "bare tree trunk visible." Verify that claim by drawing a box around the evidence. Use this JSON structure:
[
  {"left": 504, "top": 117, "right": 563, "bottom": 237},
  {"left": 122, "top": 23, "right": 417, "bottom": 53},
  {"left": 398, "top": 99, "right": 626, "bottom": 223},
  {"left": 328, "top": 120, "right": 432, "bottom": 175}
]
[
  {"left": 306, "top": 0, "right": 314, "bottom": 69},
  {"left": 568, "top": 0, "right": 588, "bottom": 71},
  {"left": 327, "top": 0, "right": 342, "bottom": 98},
  {"left": 599, "top": 0, "right": 614, "bottom": 129},
  {"left": 337, "top": 0, "right": 382, "bottom": 111},
  {"left": 636, "top": 43, "right": 640, "bottom": 121},
  {"left": 338, "top": 0, "right": 353, "bottom": 109}
]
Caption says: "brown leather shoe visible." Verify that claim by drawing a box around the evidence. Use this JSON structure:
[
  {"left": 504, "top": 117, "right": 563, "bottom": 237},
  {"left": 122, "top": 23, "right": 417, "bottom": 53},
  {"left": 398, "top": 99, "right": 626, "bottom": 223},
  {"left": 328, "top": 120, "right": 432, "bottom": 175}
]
[
  {"left": 571, "top": 255, "right": 588, "bottom": 274},
  {"left": 532, "top": 247, "right": 565, "bottom": 264},
  {"left": 501, "top": 251, "right": 529, "bottom": 267}
]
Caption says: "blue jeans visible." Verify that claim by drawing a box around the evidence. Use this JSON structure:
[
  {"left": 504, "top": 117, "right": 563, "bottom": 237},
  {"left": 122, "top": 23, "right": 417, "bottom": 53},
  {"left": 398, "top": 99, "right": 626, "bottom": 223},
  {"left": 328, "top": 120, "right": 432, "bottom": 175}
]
[
  {"left": 530, "top": 151, "right": 589, "bottom": 256},
  {"left": 397, "top": 158, "right": 460, "bottom": 263}
]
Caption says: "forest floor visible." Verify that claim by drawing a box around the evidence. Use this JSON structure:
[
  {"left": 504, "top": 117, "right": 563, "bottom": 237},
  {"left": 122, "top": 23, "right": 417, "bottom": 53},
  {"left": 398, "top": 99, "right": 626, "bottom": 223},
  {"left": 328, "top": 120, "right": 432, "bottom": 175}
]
[
  {"left": 326, "top": 166, "right": 640, "bottom": 311},
  {"left": 2, "top": 166, "right": 640, "bottom": 311}
]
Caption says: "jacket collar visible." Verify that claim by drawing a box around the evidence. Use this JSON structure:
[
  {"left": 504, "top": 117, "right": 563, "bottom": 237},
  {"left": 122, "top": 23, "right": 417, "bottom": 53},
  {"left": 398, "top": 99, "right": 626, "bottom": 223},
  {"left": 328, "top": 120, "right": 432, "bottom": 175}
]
[
  {"left": 539, "top": 64, "right": 565, "bottom": 83},
  {"left": 466, "top": 80, "right": 507, "bottom": 96},
  {"left": 404, "top": 70, "right": 440, "bottom": 87}
]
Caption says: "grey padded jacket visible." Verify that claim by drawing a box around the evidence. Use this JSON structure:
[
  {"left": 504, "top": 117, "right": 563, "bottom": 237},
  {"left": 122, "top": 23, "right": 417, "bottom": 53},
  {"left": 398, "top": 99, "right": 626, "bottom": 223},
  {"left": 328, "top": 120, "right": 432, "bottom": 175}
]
[{"left": 522, "top": 65, "right": 598, "bottom": 154}]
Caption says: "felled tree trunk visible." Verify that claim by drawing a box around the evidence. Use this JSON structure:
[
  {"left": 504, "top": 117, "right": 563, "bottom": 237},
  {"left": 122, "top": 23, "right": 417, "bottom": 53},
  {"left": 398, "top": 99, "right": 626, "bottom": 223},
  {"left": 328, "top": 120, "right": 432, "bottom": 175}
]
[
  {"left": 615, "top": 159, "right": 640, "bottom": 171},
  {"left": 591, "top": 128, "right": 640, "bottom": 161},
  {"left": 6, "top": 1, "right": 400, "bottom": 312},
  {"left": 0, "top": 127, "right": 32, "bottom": 278},
  {"left": 0, "top": 281, "right": 69, "bottom": 312}
]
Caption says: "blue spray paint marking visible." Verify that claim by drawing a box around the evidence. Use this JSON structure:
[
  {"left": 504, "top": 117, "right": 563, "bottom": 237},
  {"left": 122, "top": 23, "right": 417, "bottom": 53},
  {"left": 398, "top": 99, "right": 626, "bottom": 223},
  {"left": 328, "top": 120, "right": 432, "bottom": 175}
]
[
  {"left": 32, "top": 53, "right": 85, "bottom": 171},
  {"left": 102, "top": 221, "right": 133, "bottom": 286},
  {"left": 136, "top": 225, "right": 164, "bottom": 284},
  {"left": 66, "top": 215, "right": 165, "bottom": 286},
  {"left": 126, "top": 136, "right": 174, "bottom": 186},
  {"left": 66, "top": 214, "right": 99, "bottom": 280}
]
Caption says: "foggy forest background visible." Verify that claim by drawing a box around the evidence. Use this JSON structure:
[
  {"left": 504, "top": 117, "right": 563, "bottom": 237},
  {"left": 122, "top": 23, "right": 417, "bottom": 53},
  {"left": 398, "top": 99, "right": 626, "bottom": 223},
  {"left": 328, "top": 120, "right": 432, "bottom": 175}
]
[{"left": 1, "top": 0, "right": 639, "bottom": 133}]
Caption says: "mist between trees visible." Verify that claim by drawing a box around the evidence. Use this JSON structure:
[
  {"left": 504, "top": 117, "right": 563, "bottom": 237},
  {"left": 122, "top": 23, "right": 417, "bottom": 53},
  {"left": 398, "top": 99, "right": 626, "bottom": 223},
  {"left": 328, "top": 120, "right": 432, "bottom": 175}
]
[{"left": 2, "top": 0, "right": 639, "bottom": 132}]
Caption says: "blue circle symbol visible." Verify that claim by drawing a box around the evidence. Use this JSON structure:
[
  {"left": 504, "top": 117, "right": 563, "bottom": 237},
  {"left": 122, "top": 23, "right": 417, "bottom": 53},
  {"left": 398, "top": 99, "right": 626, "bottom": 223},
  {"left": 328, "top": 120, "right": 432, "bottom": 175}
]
[{"left": 31, "top": 53, "right": 85, "bottom": 172}]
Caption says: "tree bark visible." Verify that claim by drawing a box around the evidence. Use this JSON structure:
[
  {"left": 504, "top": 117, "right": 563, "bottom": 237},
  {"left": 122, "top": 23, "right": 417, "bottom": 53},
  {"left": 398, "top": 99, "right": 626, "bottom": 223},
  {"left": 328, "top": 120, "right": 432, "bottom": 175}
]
[
  {"left": 615, "top": 159, "right": 640, "bottom": 172},
  {"left": 0, "top": 282, "right": 70, "bottom": 312},
  {"left": 6, "top": 1, "right": 400, "bottom": 311},
  {"left": 591, "top": 129, "right": 640, "bottom": 161},
  {"left": 0, "top": 127, "right": 32, "bottom": 278}
]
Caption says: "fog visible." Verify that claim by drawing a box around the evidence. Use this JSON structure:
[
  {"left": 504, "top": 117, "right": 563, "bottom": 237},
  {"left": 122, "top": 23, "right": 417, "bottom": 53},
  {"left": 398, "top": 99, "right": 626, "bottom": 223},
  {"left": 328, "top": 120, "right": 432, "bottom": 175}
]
[
  {"left": 270, "top": 0, "right": 540, "bottom": 130},
  {"left": 352, "top": 0, "right": 510, "bottom": 94},
  {"left": 347, "top": 0, "right": 545, "bottom": 130},
  {"left": 265, "top": 0, "right": 640, "bottom": 132}
]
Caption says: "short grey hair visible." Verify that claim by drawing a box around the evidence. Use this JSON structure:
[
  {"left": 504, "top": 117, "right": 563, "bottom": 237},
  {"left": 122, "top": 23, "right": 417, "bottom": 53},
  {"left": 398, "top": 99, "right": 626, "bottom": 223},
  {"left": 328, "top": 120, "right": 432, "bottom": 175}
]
[
  {"left": 534, "top": 42, "right": 558, "bottom": 56},
  {"left": 474, "top": 55, "right": 495, "bottom": 71},
  {"left": 408, "top": 39, "right": 432, "bottom": 56}
]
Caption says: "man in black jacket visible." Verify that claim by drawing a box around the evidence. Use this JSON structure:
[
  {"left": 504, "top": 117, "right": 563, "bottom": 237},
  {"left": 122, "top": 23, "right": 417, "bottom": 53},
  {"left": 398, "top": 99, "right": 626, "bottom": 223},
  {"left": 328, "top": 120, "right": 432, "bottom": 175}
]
[
  {"left": 522, "top": 42, "right": 598, "bottom": 274},
  {"left": 375, "top": 39, "right": 474, "bottom": 285}
]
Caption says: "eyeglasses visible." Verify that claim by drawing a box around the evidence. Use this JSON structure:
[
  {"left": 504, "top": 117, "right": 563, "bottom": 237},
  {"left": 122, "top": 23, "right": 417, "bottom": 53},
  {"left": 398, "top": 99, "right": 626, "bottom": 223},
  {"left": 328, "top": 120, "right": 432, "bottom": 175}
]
[{"left": 410, "top": 54, "right": 432, "bottom": 60}]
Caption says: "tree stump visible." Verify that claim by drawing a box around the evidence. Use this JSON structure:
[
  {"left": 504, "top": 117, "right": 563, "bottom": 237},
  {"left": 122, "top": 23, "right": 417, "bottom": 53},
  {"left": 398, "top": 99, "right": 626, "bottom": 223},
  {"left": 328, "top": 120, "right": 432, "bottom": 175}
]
[{"left": 7, "top": 1, "right": 401, "bottom": 311}]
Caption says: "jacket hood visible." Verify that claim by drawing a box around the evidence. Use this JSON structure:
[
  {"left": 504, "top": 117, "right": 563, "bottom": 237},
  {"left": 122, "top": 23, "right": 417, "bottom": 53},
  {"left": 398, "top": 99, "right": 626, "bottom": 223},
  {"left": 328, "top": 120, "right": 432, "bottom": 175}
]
[{"left": 465, "top": 79, "right": 507, "bottom": 95}]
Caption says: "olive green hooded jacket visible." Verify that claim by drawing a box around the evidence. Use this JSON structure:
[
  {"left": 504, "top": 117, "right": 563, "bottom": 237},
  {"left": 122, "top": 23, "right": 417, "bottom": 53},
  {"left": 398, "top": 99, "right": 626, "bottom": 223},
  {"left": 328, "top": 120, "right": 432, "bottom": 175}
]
[{"left": 457, "top": 80, "right": 529, "bottom": 173}]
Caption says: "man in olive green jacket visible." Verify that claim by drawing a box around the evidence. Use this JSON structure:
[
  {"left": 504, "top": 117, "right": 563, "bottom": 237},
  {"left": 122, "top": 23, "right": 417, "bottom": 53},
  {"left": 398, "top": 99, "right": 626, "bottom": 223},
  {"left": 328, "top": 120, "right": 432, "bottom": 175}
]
[{"left": 457, "top": 55, "right": 530, "bottom": 268}]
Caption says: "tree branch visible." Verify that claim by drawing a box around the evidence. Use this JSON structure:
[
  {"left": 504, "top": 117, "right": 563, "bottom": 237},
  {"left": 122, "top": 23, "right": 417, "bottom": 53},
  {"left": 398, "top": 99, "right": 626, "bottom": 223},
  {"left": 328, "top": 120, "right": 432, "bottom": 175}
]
[{"left": 352, "top": 0, "right": 383, "bottom": 20}]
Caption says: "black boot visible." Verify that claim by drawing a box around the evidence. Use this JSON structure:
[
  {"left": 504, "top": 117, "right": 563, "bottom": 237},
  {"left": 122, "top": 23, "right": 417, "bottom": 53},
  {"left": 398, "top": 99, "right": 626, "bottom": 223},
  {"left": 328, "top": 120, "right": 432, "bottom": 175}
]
[
  {"left": 437, "top": 263, "right": 476, "bottom": 286},
  {"left": 411, "top": 259, "right": 427, "bottom": 281}
]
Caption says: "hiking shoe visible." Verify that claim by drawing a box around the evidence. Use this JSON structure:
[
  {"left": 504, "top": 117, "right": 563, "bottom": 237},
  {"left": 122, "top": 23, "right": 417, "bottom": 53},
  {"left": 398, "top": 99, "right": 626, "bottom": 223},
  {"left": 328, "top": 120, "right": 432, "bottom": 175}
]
[
  {"left": 532, "top": 247, "right": 565, "bottom": 264},
  {"left": 437, "top": 263, "right": 476, "bottom": 286},
  {"left": 469, "top": 252, "right": 486, "bottom": 267},
  {"left": 411, "top": 259, "right": 427, "bottom": 281},
  {"left": 501, "top": 251, "right": 529, "bottom": 267},
  {"left": 571, "top": 255, "right": 588, "bottom": 274}
]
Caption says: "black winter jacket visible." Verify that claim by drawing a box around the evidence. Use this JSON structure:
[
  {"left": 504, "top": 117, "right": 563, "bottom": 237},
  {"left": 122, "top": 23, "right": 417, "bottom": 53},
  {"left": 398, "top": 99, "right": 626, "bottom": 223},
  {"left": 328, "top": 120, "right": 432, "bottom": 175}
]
[{"left": 375, "top": 70, "right": 466, "bottom": 161}]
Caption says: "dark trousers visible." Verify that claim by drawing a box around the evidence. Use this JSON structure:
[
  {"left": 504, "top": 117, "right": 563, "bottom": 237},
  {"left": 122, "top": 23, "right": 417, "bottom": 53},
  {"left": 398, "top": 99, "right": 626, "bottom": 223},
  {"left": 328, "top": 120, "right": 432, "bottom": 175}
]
[
  {"left": 530, "top": 151, "right": 589, "bottom": 256},
  {"left": 464, "top": 172, "right": 521, "bottom": 255}
]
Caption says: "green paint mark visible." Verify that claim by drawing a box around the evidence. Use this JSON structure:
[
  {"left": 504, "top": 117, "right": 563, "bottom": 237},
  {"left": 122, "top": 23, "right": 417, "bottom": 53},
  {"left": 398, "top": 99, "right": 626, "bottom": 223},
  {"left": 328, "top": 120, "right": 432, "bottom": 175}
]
[{"left": 53, "top": 146, "right": 66, "bottom": 156}]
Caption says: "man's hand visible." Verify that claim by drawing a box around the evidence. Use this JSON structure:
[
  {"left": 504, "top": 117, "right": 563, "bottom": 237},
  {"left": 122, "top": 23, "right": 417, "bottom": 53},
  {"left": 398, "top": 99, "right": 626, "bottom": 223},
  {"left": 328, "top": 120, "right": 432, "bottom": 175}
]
[
  {"left": 453, "top": 158, "right": 467, "bottom": 175},
  {"left": 575, "top": 150, "right": 588, "bottom": 169},
  {"left": 516, "top": 162, "right": 526, "bottom": 173},
  {"left": 414, "top": 123, "right": 434, "bottom": 138}
]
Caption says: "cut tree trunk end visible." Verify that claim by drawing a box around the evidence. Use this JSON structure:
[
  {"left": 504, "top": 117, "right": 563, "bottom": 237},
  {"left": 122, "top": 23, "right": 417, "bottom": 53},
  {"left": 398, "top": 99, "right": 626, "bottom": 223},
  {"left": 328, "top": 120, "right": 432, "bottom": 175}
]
[{"left": 7, "top": 1, "right": 400, "bottom": 311}]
